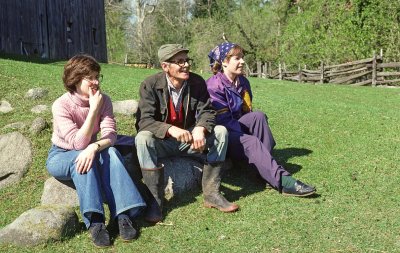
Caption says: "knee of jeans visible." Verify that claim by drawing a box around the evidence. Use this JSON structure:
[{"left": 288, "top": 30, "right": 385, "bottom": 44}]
[
  {"left": 213, "top": 125, "right": 228, "bottom": 143},
  {"left": 135, "top": 131, "right": 155, "bottom": 146}
]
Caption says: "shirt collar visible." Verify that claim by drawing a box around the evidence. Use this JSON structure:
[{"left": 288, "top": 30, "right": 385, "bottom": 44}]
[{"left": 166, "top": 74, "right": 187, "bottom": 93}]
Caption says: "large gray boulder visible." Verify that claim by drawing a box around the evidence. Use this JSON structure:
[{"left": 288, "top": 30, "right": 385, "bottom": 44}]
[
  {"left": 161, "top": 157, "right": 203, "bottom": 200},
  {"left": 41, "top": 178, "right": 79, "bottom": 207},
  {"left": 0, "top": 132, "right": 32, "bottom": 189},
  {"left": 0, "top": 205, "right": 79, "bottom": 247},
  {"left": 41, "top": 154, "right": 204, "bottom": 206},
  {"left": 112, "top": 100, "right": 138, "bottom": 115}
]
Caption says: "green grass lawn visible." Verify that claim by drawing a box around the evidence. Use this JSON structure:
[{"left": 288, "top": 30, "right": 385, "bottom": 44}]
[{"left": 0, "top": 56, "right": 399, "bottom": 253}]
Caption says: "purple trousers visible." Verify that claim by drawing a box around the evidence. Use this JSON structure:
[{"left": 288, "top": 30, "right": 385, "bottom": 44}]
[{"left": 227, "top": 111, "right": 290, "bottom": 190}]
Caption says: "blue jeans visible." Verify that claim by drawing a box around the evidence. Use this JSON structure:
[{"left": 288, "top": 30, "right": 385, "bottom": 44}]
[
  {"left": 46, "top": 145, "right": 146, "bottom": 228},
  {"left": 135, "top": 125, "right": 228, "bottom": 169}
]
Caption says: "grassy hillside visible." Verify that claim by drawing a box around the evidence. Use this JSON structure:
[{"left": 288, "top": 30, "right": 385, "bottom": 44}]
[{"left": 0, "top": 57, "right": 399, "bottom": 252}]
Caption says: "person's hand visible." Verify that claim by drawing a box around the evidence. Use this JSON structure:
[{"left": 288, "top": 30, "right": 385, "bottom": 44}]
[
  {"left": 89, "top": 88, "right": 103, "bottom": 113},
  {"left": 191, "top": 126, "right": 206, "bottom": 152},
  {"left": 75, "top": 144, "right": 98, "bottom": 174},
  {"left": 168, "top": 126, "right": 193, "bottom": 143}
]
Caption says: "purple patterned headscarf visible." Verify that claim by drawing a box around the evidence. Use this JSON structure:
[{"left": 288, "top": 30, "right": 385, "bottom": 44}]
[{"left": 208, "top": 42, "right": 236, "bottom": 69}]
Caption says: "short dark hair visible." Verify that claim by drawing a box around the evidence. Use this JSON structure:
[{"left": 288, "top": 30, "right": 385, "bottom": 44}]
[{"left": 62, "top": 54, "right": 101, "bottom": 92}]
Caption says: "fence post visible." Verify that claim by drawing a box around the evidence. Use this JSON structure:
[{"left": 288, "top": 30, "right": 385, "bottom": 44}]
[
  {"left": 257, "top": 61, "right": 262, "bottom": 78},
  {"left": 268, "top": 62, "right": 272, "bottom": 77},
  {"left": 298, "top": 64, "right": 302, "bottom": 83},
  {"left": 279, "top": 63, "right": 282, "bottom": 80},
  {"left": 262, "top": 62, "right": 267, "bottom": 78},
  {"left": 372, "top": 52, "right": 377, "bottom": 86},
  {"left": 320, "top": 61, "right": 325, "bottom": 84}
]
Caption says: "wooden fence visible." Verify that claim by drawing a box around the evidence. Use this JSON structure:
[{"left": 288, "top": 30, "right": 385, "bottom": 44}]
[{"left": 249, "top": 52, "right": 400, "bottom": 86}]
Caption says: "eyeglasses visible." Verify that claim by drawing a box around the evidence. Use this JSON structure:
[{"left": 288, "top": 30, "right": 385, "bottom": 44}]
[
  {"left": 84, "top": 74, "right": 103, "bottom": 83},
  {"left": 167, "top": 58, "right": 193, "bottom": 67}
]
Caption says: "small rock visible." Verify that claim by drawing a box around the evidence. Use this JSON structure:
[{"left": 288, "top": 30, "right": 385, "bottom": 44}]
[
  {"left": 25, "top": 88, "right": 48, "bottom": 100},
  {"left": 31, "top": 105, "right": 48, "bottom": 114},
  {"left": 112, "top": 100, "right": 138, "bottom": 115},
  {"left": 0, "top": 205, "right": 79, "bottom": 246},
  {"left": 3, "top": 122, "right": 26, "bottom": 130},
  {"left": 30, "top": 117, "right": 47, "bottom": 134},
  {"left": 0, "top": 100, "right": 13, "bottom": 113}
]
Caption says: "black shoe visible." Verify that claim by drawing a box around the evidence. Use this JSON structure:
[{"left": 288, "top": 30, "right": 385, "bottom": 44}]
[
  {"left": 89, "top": 223, "right": 110, "bottom": 248},
  {"left": 118, "top": 215, "right": 138, "bottom": 241},
  {"left": 282, "top": 180, "right": 316, "bottom": 197}
]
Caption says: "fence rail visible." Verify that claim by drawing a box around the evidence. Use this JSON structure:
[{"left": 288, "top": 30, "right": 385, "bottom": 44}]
[{"left": 249, "top": 51, "right": 400, "bottom": 86}]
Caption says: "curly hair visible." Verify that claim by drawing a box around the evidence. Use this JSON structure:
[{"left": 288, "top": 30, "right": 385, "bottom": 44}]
[{"left": 62, "top": 54, "right": 101, "bottom": 92}]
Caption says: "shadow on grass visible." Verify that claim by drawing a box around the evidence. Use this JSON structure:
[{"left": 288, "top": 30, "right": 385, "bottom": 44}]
[
  {"left": 120, "top": 146, "right": 315, "bottom": 229},
  {"left": 221, "top": 147, "right": 314, "bottom": 202},
  {"left": 273, "top": 147, "right": 313, "bottom": 174}
]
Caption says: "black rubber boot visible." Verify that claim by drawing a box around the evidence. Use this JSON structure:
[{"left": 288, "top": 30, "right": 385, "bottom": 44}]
[
  {"left": 202, "top": 162, "right": 239, "bottom": 212},
  {"left": 141, "top": 165, "right": 164, "bottom": 223}
]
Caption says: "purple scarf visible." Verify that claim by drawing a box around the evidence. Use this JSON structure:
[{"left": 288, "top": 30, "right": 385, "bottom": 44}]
[{"left": 208, "top": 42, "right": 236, "bottom": 69}]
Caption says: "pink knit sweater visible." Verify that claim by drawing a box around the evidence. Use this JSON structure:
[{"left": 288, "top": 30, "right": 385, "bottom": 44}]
[{"left": 51, "top": 92, "right": 117, "bottom": 150}]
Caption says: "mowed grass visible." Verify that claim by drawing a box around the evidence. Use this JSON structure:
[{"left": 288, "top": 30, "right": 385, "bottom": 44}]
[{"left": 0, "top": 56, "right": 399, "bottom": 253}]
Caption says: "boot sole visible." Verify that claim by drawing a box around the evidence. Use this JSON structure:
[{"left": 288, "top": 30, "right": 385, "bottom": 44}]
[
  {"left": 144, "top": 216, "right": 163, "bottom": 223},
  {"left": 204, "top": 202, "right": 239, "bottom": 212},
  {"left": 282, "top": 190, "right": 316, "bottom": 197}
]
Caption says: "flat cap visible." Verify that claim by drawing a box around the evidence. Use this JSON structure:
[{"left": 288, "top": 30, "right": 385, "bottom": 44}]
[{"left": 158, "top": 44, "right": 189, "bottom": 63}]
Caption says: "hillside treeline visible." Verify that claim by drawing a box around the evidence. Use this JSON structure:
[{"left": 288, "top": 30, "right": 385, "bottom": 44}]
[{"left": 105, "top": 0, "right": 400, "bottom": 71}]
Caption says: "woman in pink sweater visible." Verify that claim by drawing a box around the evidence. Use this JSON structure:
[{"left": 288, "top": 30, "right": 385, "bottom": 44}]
[{"left": 46, "top": 54, "right": 145, "bottom": 247}]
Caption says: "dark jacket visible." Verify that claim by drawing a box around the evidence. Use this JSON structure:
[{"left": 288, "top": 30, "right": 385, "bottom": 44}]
[{"left": 135, "top": 72, "right": 216, "bottom": 139}]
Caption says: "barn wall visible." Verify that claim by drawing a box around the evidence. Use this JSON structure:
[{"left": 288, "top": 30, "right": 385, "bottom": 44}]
[{"left": 0, "top": 0, "right": 107, "bottom": 62}]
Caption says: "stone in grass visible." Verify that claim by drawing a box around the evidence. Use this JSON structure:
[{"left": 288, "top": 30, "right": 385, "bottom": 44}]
[
  {"left": 112, "top": 100, "right": 138, "bottom": 116},
  {"left": 25, "top": 88, "right": 48, "bottom": 100},
  {"left": 41, "top": 177, "right": 79, "bottom": 207},
  {"left": 0, "top": 132, "right": 32, "bottom": 190},
  {"left": 30, "top": 117, "right": 47, "bottom": 134},
  {"left": 31, "top": 104, "right": 48, "bottom": 114},
  {"left": 0, "top": 205, "right": 79, "bottom": 247},
  {"left": 161, "top": 156, "right": 203, "bottom": 200},
  {"left": 0, "top": 100, "right": 13, "bottom": 113},
  {"left": 3, "top": 122, "right": 26, "bottom": 130}
]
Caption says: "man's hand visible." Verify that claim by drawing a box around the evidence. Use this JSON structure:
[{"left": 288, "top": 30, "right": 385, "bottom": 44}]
[
  {"left": 191, "top": 126, "right": 206, "bottom": 152},
  {"left": 168, "top": 126, "right": 193, "bottom": 143},
  {"left": 74, "top": 143, "right": 98, "bottom": 174}
]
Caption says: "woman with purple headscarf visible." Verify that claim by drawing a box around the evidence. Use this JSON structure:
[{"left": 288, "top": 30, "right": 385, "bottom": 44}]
[{"left": 206, "top": 42, "right": 316, "bottom": 197}]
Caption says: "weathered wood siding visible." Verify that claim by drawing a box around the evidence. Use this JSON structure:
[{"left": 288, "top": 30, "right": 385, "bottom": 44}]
[{"left": 0, "top": 0, "right": 107, "bottom": 62}]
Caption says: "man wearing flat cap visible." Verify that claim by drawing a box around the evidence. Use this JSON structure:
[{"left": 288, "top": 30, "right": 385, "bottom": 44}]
[{"left": 135, "top": 44, "right": 239, "bottom": 223}]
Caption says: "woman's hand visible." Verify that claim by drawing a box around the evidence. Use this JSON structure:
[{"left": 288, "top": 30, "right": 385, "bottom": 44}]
[
  {"left": 74, "top": 144, "right": 98, "bottom": 174},
  {"left": 89, "top": 88, "right": 103, "bottom": 113}
]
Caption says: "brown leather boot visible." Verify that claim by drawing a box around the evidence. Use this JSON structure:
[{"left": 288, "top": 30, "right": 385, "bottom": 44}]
[
  {"left": 141, "top": 164, "right": 164, "bottom": 223},
  {"left": 202, "top": 162, "right": 239, "bottom": 212}
]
